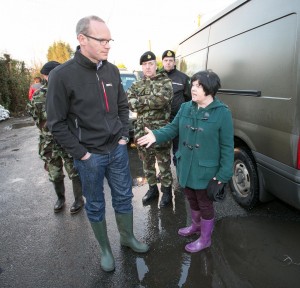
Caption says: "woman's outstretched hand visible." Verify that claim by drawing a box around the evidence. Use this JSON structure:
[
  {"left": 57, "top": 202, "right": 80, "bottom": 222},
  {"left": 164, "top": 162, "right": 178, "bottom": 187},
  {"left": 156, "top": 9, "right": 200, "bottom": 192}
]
[{"left": 137, "top": 127, "right": 156, "bottom": 148}]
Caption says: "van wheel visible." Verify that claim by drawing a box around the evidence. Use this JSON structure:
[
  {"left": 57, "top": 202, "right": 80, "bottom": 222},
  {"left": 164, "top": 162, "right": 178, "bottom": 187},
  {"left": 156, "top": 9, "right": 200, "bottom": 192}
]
[{"left": 230, "top": 147, "right": 259, "bottom": 210}]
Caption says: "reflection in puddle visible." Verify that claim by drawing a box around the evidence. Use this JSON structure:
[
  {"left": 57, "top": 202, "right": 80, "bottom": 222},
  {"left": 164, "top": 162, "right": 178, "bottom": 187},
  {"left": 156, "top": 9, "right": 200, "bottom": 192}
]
[
  {"left": 136, "top": 257, "right": 149, "bottom": 281},
  {"left": 178, "top": 253, "right": 191, "bottom": 286},
  {"left": 132, "top": 177, "right": 148, "bottom": 187}
]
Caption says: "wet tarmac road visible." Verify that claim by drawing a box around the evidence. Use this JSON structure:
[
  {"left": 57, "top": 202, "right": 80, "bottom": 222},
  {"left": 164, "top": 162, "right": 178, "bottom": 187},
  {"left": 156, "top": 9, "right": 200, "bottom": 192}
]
[{"left": 1, "top": 117, "right": 300, "bottom": 288}]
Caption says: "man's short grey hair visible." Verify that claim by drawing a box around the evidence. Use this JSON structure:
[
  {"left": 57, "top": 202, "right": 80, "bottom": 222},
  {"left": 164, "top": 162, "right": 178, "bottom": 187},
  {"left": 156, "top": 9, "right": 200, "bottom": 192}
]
[{"left": 76, "top": 15, "right": 105, "bottom": 36}]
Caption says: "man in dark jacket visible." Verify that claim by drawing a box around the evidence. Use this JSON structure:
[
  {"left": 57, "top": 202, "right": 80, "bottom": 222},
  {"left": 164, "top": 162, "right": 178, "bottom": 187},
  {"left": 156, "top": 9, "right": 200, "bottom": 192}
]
[
  {"left": 161, "top": 50, "right": 191, "bottom": 166},
  {"left": 46, "top": 15, "right": 149, "bottom": 273}
]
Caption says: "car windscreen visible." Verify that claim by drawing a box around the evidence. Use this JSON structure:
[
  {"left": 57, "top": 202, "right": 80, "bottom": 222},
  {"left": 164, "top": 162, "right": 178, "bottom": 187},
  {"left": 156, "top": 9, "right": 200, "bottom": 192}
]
[{"left": 120, "top": 74, "right": 137, "bottom": 91}]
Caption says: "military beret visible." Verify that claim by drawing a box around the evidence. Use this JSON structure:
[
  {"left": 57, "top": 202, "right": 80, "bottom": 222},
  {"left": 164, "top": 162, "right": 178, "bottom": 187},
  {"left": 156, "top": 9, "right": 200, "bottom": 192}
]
[
  {"left": 40, "top": 61, "right": 61, "bottom": 75},
  {"left": 140, "top": 51, "right": 156, "bottom": 65},
  {"left": 207, "top": 179, "right": 227, "bottom": 202},
  {"left": 162, "top": 50, "right": 175, "bottom": 60}
]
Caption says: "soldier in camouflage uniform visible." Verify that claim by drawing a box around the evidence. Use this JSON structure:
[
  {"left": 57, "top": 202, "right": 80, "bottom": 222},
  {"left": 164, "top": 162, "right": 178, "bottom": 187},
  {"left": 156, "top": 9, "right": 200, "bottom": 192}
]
[
  {"left": 27, "top": 61, "right": 84, "bottom": 214},
  {"left": 127, "top": 51, "right": 173, "bottom": 207}
]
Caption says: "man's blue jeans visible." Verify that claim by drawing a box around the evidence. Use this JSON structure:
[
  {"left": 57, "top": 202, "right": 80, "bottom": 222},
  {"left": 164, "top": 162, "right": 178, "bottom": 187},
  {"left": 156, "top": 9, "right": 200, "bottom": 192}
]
[{"left": 74, "top": 144, "right": 133, "bottom": 222}]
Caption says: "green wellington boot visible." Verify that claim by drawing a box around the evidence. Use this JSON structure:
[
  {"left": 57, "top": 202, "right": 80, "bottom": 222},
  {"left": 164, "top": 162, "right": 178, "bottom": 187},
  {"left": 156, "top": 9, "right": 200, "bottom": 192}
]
[
  {"left": 115, "top": 212, "right": 149, "bottom": 253},
  {"left": 90, "top": 220, "right": 115, "bottom": 272}
]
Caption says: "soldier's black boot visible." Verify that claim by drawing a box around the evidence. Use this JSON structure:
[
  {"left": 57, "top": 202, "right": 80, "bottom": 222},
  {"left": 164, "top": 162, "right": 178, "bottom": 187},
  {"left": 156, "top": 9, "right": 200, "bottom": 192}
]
[
  {"left": 142, "top": 184, "right": 159, "bottom": 205},
  {"left": 53, "top": 180, "right": 65, "bottom": 213},
  {"left": 70, "top": 176, "right": 84, "bottom": 214},
  {"left": 160, "top": 186, "right": 172, "bottom": 207}
]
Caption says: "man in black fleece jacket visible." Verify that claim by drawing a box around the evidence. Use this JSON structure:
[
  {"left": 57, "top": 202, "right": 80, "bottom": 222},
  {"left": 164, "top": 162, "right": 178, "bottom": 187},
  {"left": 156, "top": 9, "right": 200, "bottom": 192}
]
[
  {"left": 161, "top": 50, "right": 191, "bottom": 167},
  {"left": 46, "top": 15, "right": 149, "bottom": 273}
]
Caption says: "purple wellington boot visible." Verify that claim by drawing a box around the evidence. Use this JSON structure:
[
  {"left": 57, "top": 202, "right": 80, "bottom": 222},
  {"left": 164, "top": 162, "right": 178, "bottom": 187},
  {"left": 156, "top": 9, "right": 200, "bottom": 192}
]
[
  {"left": 185, "top": 218, "right": 214, "bottom": 253},
  {"left": 178, "top": 209, "right": 201, "bottom": 237}
]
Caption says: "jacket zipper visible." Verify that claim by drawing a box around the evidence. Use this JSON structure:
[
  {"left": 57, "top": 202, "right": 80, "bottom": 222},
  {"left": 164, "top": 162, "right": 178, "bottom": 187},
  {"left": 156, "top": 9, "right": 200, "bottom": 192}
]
[
  {"left": 96, "top": 74, "right": 109, "bottom": 112},
  {"left": 101, "top": 81, "right": 109, "bottom": 112}
]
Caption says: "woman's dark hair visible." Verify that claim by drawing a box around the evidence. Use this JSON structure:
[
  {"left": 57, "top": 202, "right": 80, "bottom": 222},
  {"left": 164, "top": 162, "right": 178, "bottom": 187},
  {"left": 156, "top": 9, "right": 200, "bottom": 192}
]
[{"left": 191, "top": 70, "right": 221, "bottom": 97}]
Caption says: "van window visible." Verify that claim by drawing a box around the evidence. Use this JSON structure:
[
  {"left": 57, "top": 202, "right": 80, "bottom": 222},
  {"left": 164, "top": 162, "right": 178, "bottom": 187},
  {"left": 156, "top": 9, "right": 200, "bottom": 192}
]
[
  {"left": 179, "top": 49, "right": 208, "bottom": 77},
  {"left": 178, "top": 27, "right": 210, "bottom": 57},
  {"left": 208, "top": 14, "right": 297, "bottom": 99}
]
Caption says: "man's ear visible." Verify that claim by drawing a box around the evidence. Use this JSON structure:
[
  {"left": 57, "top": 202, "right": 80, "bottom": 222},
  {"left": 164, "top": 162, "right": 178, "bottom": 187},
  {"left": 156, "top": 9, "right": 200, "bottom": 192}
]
[{"left": 77, "top": 34, "right": 86, "bottom": 46}]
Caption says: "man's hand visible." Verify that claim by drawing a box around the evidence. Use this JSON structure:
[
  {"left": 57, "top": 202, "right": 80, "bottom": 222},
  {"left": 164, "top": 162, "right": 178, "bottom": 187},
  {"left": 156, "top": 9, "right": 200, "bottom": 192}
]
[
  {"left": 81, "top": 152, "right": 91, "bottom": 160},
  {"left": 118, "top": 139, "right": 127, "bottom": 145},
  {"left": 137, "top": 127, "right": 156, "bottom": 148}
]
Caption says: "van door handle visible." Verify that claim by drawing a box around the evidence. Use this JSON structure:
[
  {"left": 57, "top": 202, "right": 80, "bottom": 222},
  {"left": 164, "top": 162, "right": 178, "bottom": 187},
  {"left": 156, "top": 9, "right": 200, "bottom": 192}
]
[{"left": 217, "top": 89, "right": 261, "bottom": 96}]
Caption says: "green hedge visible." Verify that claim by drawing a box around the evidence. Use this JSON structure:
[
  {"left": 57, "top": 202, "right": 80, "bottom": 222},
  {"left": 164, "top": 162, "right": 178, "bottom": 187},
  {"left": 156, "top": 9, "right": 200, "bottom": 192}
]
[{"left": 0, "top": 54, "right": 31, "bottom": 116}]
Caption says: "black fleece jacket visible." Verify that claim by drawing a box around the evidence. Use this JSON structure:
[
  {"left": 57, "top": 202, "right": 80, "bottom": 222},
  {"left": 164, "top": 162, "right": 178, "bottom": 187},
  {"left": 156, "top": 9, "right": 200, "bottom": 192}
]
[
  {"left": 46, "top": 50, "right": 129, "bottom": 160},
  {"left": 162, "top": 67, "right": 191, "bottom": 121}
]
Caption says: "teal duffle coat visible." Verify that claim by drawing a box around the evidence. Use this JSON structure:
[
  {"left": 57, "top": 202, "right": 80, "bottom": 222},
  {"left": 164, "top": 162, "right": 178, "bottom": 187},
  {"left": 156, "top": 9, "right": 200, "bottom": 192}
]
[{"left": 153, "top": 99, "right": 234, "bottom": 189}]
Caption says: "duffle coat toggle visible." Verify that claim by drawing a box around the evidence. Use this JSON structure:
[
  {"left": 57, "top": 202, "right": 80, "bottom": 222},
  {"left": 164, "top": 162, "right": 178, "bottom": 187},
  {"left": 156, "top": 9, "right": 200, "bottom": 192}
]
[
  {"left": 185, "top": 125, "right": 203, "bottom": 132},
  {"left": 183, "top": 141, "right": 200, "bottom": 150}
]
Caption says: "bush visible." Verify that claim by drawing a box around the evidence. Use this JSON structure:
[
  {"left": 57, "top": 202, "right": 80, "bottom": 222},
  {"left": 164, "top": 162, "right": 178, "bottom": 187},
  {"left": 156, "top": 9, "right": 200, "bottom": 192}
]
[{"left": 0, "top": 54, "right": 31, "bottom": 116}]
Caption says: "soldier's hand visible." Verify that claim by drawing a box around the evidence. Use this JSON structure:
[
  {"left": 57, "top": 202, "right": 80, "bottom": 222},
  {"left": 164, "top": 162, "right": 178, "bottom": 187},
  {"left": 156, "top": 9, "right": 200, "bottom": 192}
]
[{"left": 137, "top": 127, "right": 156, "bottom": 148}]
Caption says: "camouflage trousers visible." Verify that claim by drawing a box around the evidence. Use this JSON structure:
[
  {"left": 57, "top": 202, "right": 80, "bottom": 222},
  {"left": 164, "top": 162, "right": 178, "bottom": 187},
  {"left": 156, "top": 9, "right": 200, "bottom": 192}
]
[
  {"left": 38, "top": 135, "right": 78, "bottom": 182},
  {"left": 138, "top": 146, "right": 173, "bottom": 187}
]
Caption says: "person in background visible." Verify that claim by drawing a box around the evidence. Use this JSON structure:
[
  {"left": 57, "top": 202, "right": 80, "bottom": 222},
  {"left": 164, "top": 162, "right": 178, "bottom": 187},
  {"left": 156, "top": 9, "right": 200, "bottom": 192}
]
[
  {"left": 28, "top": 76, "right": 42, "bottom": 101},
  {"left": 46, "top": 15, "right": 149, "bottom": 272},
  {"left": 161, "top": 50, "right": 191, "bottom": 167},
  {"left": 137, "top": 70, "right": 234, "bottom": 253},
  {"left": 127, "top": 51, "right": 173, "bottom": 207},
  {"left": 27, "top": 61, "right": 84, "bottom": 215}
]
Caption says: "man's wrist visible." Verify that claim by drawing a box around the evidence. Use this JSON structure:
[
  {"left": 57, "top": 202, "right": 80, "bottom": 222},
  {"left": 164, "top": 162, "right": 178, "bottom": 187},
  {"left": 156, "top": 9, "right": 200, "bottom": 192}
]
[{"left": 120, "top": 136, "right": 129, "bottom": 143}]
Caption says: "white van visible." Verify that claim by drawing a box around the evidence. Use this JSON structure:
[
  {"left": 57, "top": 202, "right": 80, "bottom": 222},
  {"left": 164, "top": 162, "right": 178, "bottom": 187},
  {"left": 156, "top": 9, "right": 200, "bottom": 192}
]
[{"left": 177, "top": 0, "right": 300, "bottom": 210}]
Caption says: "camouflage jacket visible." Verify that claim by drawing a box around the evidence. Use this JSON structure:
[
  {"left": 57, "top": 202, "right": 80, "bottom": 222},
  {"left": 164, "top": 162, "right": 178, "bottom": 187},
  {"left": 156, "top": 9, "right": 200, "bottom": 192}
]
[
  {"left": 27, "top": 84, "right": 53, "bottom": 140},
  {"left": 127, "top": 72, "right": 173, "bottom": 147}
]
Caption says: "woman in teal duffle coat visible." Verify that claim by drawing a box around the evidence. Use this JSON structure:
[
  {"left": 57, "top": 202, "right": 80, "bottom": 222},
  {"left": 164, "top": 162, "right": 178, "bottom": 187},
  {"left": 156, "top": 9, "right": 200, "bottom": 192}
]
[{"left": 137, "top": 70, "right": 234, "bottom": 253}]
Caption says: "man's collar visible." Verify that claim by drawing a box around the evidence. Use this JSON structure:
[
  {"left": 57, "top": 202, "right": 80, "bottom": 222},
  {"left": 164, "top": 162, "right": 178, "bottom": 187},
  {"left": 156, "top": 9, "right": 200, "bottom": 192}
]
[{"left": 97, "top": 61, "right": 103, "bottom": 70}]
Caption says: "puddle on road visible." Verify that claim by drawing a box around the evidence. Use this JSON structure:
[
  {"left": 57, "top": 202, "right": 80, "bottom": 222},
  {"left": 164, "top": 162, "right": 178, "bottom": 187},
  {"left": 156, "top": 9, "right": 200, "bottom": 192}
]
[
  {"left": 133, "top": 206, "right": 300, "bottom": 287},
  {"left": 5, "top": 122, "right": 35, "bottom": 130},
  {"left": 209, "top": 216, "right": 300, "bottom": 287},
  {"left": 12, "top": 122, "right": 35, "bottom": 129},
  {"left": 125, "top": 142, "right": 300, "bottom": 286}
]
